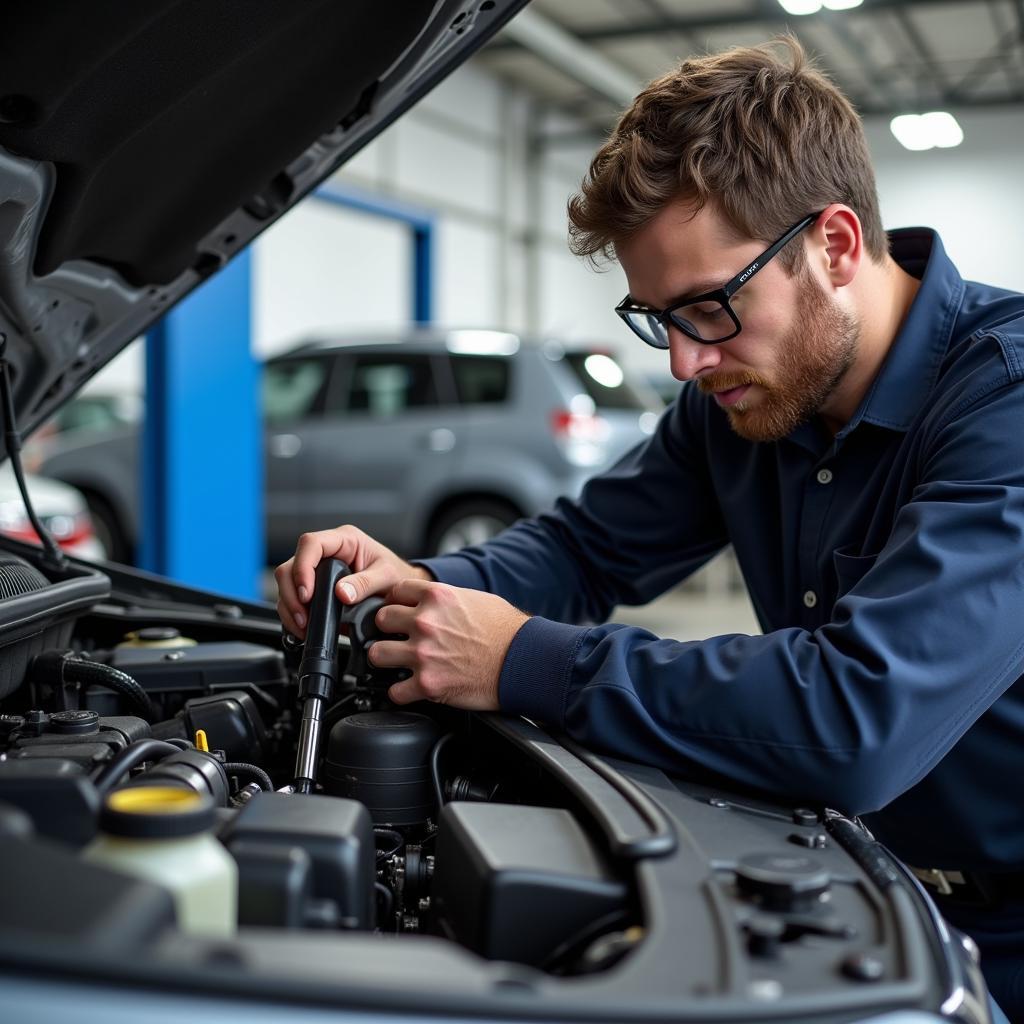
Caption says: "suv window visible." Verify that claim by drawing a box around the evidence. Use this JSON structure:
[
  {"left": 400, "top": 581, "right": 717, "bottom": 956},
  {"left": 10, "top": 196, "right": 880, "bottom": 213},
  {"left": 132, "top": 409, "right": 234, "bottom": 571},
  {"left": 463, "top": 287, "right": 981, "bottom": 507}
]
[
  {"left": 345, "top": 354, "right": 439, "bottom": 415},
  {"left": 563, "top": 351, "right": 647, "bottom": 410},
  {"left": 263, "top": 356, "right": 333, "bottom": 423},
  {"left": 450, "top": 354, "right": 510, "bottom": 405}
]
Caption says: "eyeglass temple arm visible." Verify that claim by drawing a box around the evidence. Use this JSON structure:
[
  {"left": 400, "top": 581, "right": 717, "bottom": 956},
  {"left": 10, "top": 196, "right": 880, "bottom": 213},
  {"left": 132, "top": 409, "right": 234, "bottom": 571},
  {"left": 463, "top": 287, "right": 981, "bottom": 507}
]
[{"left": 722, "top": 213, "right": 820, "bottom": 298}]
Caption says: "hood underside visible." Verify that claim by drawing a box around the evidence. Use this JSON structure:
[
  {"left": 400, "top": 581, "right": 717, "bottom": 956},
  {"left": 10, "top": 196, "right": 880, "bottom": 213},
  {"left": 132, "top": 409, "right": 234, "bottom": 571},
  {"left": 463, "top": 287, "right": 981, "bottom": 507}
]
[{"left": 0, "top": 0, "right": 528, "bottom": 448}]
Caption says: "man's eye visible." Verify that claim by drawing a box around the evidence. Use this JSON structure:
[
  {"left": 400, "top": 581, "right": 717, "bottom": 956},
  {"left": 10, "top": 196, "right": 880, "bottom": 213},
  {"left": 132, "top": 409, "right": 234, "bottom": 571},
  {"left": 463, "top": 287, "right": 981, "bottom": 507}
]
[{"left": 693, "top": 302, "right": 726, "bottom": 318}]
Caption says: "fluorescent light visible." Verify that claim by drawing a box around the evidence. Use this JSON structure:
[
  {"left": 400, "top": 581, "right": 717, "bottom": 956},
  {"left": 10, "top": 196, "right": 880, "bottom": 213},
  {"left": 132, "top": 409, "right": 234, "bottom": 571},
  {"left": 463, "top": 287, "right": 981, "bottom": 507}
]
[
  {"left": 777, "top": 0, "right": 863, "bottom": 13},
  {"left": 922, "top": 110, "right": 964, "bottom": 148},
  {"left": 890, "top": 114, "right": 934, "bottom": 151},
  {"left": 445, "top": 330, "right": 520, "bottom": 356},
  {"left": 777, "top": 0, "right": 822, "bottom": 14},
  {"left": 889, "top": 112, "right": 964, "bottom": 151}
]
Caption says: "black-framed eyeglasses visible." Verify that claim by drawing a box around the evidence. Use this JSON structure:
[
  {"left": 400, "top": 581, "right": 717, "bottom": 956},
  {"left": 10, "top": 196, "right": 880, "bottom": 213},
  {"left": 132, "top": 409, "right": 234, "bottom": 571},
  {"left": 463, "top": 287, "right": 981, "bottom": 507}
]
[{"left": 615, "top": 213, "right": 819, "bottom": 349}]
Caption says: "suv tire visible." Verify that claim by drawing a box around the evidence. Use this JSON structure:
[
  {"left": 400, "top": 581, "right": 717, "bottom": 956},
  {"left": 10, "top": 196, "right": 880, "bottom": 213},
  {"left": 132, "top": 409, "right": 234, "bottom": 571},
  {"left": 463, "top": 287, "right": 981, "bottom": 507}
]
[{"left": 426, "top": 499, "right": 519, "bottom": 556}]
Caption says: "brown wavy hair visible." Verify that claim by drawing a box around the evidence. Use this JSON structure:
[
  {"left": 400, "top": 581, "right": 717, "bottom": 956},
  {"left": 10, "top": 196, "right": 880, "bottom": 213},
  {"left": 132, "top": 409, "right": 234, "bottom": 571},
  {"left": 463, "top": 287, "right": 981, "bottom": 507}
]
[{"left": 567, "top": 37, "right": 886, "bottom": 273}]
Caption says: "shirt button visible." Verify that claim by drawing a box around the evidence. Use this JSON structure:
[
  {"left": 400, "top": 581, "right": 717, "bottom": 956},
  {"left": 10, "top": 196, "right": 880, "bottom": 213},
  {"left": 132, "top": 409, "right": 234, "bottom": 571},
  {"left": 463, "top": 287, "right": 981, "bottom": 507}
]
[
  {"left": 803, "top": 590, "right": 818, "bottom": 608},
  {"left": 816, "top": 468, "right": 833, "bottom": 485}
]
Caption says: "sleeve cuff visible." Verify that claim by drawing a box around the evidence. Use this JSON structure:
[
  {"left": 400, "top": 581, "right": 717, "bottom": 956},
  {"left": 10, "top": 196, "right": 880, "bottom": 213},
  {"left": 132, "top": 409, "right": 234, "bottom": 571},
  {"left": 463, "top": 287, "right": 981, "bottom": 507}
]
[
  {"left": 497, "top": 616, "right": 590, "bottom": 728},
  {"left": 411, "top": 555, "right": 488, "bottom": 591}
]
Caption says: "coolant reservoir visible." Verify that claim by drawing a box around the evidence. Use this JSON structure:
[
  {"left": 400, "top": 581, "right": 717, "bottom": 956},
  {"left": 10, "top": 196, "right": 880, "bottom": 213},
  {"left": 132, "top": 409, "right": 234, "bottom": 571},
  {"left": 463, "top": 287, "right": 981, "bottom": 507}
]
[
  {"left": 116, "top": 627, "right": 198, "bottom": 649},
  {"left": 82, "top": 786, "right": 237, "bottom": 937}
]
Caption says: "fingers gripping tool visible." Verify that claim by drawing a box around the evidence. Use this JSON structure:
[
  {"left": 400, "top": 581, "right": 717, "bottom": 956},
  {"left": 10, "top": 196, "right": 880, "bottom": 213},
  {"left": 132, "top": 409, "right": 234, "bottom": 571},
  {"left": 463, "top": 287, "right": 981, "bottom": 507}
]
[{"left": 291, "top": 558, "right": 407, "bottom": 793}]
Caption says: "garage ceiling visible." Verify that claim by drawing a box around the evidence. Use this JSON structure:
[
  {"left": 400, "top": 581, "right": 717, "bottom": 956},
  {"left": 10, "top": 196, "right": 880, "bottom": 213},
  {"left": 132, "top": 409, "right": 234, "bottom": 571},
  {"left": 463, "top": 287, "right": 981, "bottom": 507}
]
[{"left": 479, "top": 0, "right": 1024, "bottom": 129}]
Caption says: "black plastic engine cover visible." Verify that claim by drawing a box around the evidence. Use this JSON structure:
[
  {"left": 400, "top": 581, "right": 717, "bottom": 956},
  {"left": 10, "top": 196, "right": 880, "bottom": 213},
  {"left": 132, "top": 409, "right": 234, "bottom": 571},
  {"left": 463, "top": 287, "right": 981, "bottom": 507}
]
[
  {"left": 0, "top": 827, "right": 174, "bottom": 949},
  {"left": 223, "top": 793, "right": 375, "bottom": 931},
  {"left": 433, "top": 802, "right": 628, "bottom": 966},
  {"left": 108, "top": 642, "right": 287, "bottom": 695}
]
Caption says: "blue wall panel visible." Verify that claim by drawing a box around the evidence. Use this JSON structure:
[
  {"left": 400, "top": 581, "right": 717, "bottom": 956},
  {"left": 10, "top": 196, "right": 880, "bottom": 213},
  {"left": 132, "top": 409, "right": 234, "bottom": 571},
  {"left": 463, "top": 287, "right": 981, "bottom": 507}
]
[{"left": 141, "top": 250, "right": 263, "bottom": 599}]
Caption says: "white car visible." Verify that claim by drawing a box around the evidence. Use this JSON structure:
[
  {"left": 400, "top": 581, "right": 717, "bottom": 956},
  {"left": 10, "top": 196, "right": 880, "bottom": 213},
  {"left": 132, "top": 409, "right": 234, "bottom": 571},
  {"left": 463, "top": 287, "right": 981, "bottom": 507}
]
[{"left": 0, "top": 464, "right": 105, "bottom": 559}]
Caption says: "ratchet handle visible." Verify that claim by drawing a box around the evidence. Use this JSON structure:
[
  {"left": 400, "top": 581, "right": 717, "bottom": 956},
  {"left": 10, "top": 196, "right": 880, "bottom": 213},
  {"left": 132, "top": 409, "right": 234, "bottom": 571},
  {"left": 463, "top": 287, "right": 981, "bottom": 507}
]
[{"left": 296, "top": 558, "right": 350, "bottom": 699}]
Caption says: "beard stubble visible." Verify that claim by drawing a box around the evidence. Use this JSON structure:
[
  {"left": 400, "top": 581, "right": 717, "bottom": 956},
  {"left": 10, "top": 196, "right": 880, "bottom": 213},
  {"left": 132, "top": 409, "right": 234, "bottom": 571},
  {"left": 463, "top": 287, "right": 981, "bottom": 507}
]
[{"left": 697, "top": 277, "right": 859, "bottom": 442}]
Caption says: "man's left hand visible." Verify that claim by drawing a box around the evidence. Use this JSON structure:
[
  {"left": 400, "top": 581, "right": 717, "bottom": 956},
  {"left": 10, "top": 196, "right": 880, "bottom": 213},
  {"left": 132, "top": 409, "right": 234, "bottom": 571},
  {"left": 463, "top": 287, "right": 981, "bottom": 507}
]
[{"left": 368, "top": 579, "right": 529, "bottom": 711}]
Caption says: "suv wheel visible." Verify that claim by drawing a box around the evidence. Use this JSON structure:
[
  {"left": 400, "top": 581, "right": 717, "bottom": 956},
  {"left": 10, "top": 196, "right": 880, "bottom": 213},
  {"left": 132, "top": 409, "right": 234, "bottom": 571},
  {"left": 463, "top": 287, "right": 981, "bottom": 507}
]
[{"left": 427, "top": 499, "right": 519, "bottom": 555}]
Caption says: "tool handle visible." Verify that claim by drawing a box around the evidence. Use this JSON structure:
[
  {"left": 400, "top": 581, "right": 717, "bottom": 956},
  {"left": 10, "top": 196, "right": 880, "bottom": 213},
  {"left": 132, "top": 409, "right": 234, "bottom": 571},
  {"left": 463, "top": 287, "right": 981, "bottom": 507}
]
[{"left": 296, "top": 558, "right": 350, "bottom": 699}]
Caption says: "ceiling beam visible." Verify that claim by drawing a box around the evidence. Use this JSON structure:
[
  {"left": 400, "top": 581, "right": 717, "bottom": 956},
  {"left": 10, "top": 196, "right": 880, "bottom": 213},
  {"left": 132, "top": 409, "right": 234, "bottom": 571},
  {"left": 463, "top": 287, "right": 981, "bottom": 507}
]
[
  {"left": 634, "top": 0, "right": 707, "bottom": 56},
  {"left": 490, "top": 0, "right": 999, "bottom": 46},
  {"left": 499, "top": 7, "right": 641, "bottom": 107},
  {"left": 891, "top": 7, "right": 956, "bottom": 102},
  {"left": 815, "top": 11, "right": 902, "bottom": 110}
]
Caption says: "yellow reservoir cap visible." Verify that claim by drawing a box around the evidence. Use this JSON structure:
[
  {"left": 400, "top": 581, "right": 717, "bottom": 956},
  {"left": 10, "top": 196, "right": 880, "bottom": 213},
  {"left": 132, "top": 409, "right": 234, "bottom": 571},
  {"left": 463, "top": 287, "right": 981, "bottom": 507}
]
[{"left": 107, "top": 786, "right": 204, "bottom": 815}]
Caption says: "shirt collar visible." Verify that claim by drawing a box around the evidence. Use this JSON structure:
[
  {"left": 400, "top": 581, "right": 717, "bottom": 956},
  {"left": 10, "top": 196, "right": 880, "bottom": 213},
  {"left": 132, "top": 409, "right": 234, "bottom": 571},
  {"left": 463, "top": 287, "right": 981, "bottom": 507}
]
[{"left": 836, "top": 228, "right": 965, "bottom": 439}]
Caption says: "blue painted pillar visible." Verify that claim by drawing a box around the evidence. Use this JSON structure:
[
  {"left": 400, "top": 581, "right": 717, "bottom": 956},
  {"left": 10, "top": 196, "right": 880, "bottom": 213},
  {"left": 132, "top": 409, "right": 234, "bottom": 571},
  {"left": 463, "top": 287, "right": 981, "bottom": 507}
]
[
  {"left": 412, "top": 224, "right": 433, "bottom": 323},
  {"left": 141, "top": 249, "right": 263, "bottom": 599}
]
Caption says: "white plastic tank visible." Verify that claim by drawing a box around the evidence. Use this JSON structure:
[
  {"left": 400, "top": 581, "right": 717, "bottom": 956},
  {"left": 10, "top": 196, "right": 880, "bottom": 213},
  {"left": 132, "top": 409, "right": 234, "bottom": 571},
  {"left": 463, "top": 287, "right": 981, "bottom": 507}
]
[{"left": 83, "top": 785, "right": 237, "bottom": 937}]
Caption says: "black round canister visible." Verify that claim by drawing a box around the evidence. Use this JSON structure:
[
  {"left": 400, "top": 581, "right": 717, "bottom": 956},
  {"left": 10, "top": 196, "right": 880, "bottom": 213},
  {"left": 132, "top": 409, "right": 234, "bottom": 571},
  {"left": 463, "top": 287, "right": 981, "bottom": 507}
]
[{"left": 323, "top": 712, "right": 441, "bottom": 825}]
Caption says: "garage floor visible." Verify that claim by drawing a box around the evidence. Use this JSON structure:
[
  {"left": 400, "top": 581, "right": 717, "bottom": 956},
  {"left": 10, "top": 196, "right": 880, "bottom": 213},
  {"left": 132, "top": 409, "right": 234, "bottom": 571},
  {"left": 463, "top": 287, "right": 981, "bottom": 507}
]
[{"left": 613, "top": 588, "right": 760, "bottom": 641}]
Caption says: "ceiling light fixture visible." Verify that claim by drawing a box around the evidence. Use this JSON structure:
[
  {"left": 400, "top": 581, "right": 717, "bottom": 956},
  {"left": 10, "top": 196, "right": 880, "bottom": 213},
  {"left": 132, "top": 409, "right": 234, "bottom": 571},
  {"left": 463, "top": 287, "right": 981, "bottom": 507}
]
[
  {"left": 777, "top": 0, "right": 863, "bottom": 13},
  {"left": 889, "top": 112, "right": 964, "bottom": 151}
]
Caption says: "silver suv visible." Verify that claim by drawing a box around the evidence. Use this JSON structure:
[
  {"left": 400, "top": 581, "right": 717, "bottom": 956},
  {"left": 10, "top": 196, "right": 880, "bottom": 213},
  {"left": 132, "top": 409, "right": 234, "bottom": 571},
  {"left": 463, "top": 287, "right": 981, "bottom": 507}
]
[{"left": 37, "top": 329, "right": 662, "bottom": 563}]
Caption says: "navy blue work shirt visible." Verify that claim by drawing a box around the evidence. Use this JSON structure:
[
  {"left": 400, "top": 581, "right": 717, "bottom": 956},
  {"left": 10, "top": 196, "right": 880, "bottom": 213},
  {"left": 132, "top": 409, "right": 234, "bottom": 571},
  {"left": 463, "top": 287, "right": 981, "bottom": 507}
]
[{"left": 420, "top": 229, "right": 1024, "bottom": 870}]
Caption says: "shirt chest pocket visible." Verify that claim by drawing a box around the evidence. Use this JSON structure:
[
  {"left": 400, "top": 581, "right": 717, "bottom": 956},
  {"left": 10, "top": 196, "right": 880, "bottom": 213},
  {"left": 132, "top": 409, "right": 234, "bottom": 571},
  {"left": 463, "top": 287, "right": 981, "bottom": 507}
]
[{"left": 832, "top": 545, "right": 879, "bottom": 602}]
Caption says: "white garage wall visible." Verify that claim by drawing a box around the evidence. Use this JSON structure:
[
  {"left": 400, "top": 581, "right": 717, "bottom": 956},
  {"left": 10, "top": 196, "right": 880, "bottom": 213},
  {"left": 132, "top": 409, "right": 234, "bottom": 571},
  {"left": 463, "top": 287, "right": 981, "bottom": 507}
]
[
  {"left": 863, "top": 109, "right": 1024, "bottom": 295},
  {"left": 250, "top": 63, "right": 1024, "bottom": 380},
  {"left": 86, "top": 60, "right": 1024, "bottom": 395},
  {"left": 252, "top": 201, "right": 412, "bottom": 358}
]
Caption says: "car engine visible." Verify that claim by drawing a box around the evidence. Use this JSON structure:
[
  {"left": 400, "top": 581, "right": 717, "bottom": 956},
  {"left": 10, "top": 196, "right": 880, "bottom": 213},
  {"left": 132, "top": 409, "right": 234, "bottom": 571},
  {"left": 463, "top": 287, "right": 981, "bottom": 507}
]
[{"left": 0, "top": 545, "right": 993, "bottom": 1023}]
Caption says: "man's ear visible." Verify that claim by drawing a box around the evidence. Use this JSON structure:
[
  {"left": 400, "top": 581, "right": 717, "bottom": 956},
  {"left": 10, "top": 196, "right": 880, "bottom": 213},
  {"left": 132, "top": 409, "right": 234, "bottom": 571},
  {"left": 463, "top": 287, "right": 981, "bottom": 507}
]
[{"left": 812, "top": 204, "right": 861, "bottom": 289}]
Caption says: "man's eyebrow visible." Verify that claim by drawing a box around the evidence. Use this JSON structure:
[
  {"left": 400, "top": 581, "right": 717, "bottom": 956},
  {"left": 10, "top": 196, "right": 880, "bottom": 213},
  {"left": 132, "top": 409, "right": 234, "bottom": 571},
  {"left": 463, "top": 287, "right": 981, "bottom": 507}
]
[{"left": 633, "top": 278, "right": 724, "bottom": 309}]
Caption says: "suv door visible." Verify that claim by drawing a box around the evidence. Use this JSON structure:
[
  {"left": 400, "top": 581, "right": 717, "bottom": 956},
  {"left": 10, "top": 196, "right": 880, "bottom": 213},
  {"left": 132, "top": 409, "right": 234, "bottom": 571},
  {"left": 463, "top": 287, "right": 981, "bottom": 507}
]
[
  {"left": 289, "top": 349, "right": 455, "bottom": 554},
  {"left": 262, "top": 353, "right": 339, "bottom": 561}
]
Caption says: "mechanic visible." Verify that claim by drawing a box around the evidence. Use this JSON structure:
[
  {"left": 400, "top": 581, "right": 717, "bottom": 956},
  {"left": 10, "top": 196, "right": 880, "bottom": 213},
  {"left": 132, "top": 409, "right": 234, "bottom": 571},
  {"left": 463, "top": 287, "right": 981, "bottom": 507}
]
[{"left": 277, "top": 39, "right": 1024, "bottom": 1018}]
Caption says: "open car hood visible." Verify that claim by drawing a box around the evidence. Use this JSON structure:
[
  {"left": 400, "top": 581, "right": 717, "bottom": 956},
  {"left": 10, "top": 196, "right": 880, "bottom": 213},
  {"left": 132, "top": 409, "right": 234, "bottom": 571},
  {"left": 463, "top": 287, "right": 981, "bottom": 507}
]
[{"left": 0, "top": 0, "right": 528, "bottom": 453}]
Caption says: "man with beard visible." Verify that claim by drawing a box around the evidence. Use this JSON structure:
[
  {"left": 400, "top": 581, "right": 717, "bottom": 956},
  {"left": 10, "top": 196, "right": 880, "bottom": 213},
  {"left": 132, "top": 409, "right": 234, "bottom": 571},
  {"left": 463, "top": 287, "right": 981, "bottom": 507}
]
[{"left": 277, "top": 39, "right": 1024, "bottom": 1015}]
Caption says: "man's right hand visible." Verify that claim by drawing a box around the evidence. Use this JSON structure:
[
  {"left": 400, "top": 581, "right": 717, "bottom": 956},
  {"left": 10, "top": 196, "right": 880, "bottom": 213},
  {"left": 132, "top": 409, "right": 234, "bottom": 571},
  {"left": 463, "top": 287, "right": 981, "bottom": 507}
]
[{"left": 274, "top": 525, "right": 432, "bottom": 638}]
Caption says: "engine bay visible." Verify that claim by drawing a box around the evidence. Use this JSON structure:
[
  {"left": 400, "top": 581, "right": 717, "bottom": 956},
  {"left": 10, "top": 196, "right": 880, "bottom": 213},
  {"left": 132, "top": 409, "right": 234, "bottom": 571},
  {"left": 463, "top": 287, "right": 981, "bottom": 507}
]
[{"left": 0, "top": 542, "right": 991, "bottom": 1023}]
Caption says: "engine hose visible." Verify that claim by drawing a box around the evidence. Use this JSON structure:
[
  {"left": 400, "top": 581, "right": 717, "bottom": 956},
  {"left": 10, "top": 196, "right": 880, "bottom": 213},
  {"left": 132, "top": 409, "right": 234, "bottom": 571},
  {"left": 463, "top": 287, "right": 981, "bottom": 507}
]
[
  {"left": 31, "top": 650, "right": 157, "bottom": 722},
  {"left": 429, "top": 733, "right": 454, "bottom": 813},
  {"left": 65, "top": 658, "right": 157, "bottom": 722},
  {"left": 374, "top": 828, "right": 404, "bottom": 862},
  {"left": 221, "top": 762, "right": 273, "bottom": 793},
  {"left": 375, "top": 882, "right": 394, "bottom": 928},
  {"left": 93, "top": 739, "right": 182, "bottom": 796}
]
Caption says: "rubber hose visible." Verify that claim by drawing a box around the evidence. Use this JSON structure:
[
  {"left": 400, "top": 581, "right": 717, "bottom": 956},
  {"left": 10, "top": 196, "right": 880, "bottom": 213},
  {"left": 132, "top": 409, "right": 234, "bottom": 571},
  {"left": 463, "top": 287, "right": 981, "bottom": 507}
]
[
  {"left": 93, "top": 739, "right": 182, "bottom": 796},
  {"left": 375, "top": 881, "right": 394, "bottom": 928},
  {"left": 63, "top": 658, "right": 156, "bottom": 722},
  {"left": 221, "top": 762, "right": 273, "bottom": 792},
  {"left": 374, "top": 828, "right": 404, "bottom": 862},
  {"left": 429, "top": 733, "right": 453, "bottom": 813}
]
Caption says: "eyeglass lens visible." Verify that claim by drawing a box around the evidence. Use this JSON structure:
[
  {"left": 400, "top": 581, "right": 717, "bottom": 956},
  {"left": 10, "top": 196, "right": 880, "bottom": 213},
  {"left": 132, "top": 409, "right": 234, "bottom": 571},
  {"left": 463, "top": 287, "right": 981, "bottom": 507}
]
[{"left": 623, "top": 298, "right": 736, "bottom": 348}]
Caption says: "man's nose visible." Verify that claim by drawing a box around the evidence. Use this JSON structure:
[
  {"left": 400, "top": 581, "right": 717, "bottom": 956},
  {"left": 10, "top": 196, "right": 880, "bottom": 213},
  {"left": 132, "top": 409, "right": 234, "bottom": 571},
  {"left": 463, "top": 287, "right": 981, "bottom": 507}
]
[{"left": 668, "top": 327, "right": 722, "bottom": 381}]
